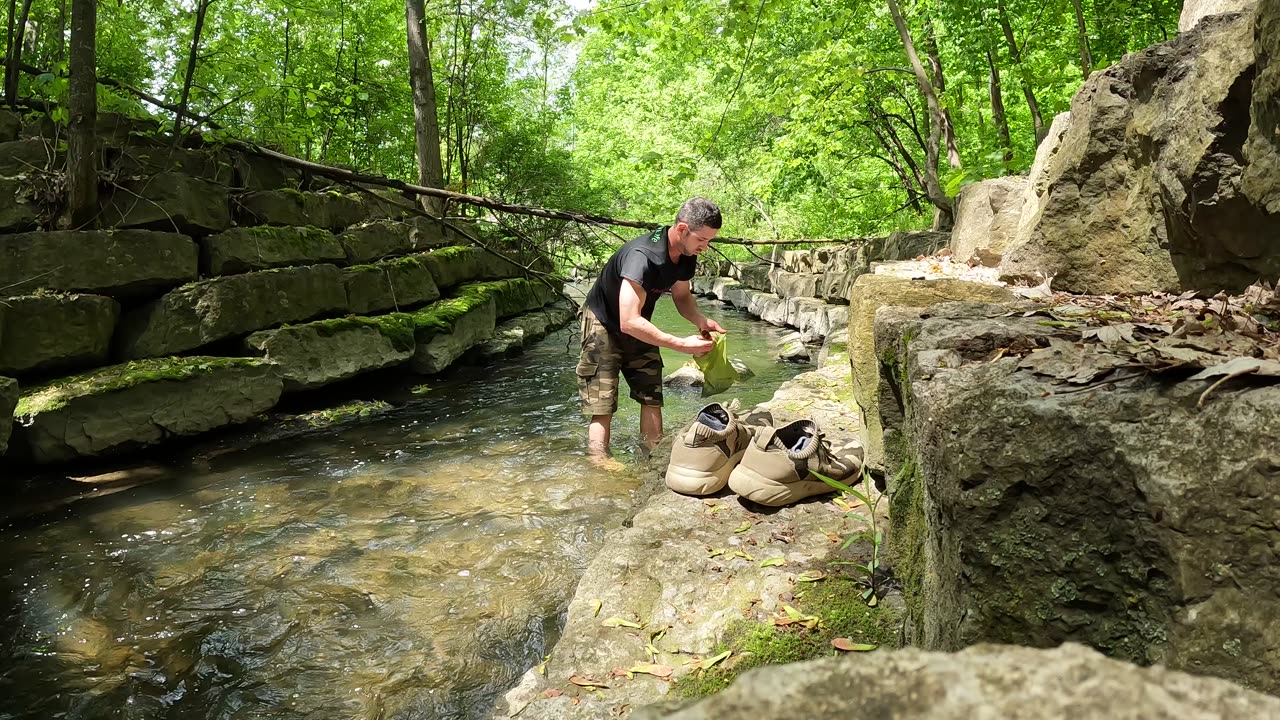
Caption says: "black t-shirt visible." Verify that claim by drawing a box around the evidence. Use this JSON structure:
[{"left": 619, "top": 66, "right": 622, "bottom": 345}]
[{"left": 585, "top": 227, "right": 698, "bottom": 337}]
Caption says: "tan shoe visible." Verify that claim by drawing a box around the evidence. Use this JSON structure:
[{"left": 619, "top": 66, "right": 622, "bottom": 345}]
[
  {"left": 728, "top": 420, "right": 864, "bottom": 506},
  {"left": 665, "top": 402, "right": 768, "bottom": 495}
]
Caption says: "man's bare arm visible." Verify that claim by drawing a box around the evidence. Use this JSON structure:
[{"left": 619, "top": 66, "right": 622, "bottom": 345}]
[{"left": 619, "top": 279, "right": 713, "bottom": 355}]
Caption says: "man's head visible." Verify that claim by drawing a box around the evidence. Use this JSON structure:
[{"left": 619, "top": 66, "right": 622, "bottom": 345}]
[{"left": 672, "top": 197, "right": 722, "bottom": 257}]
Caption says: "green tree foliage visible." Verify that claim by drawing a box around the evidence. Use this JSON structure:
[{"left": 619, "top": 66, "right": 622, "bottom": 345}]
[{"left": 3, "top": 0, "right": 1178, "bottom": 244}]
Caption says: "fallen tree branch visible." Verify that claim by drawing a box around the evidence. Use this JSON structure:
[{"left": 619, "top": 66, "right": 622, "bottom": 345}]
[{"left": 9, "top": 61, "right": 871, "bottom": 247}]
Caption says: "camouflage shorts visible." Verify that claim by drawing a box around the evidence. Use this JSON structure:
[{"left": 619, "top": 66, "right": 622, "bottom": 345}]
[{"left": 577, "top": 307, "right": 663, "bottom": 415}]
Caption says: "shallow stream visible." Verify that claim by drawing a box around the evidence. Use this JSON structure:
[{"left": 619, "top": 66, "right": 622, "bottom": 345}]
[{"left": 0, "top": 300, "right": 804, "bottom": 719}]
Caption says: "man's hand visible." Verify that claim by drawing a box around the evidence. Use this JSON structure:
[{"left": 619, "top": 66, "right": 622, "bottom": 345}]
[
  {"left": 677, "top": 334, "right": 716, "bottom": 356},
  {"left": 698, "top": 319, "right": 727, "bottom": 335}
]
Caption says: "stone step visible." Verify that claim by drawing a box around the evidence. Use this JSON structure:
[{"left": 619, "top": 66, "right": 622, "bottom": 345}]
[
  {"left": 12, "top": 357, "right": 281, "bottom": 464},
  {"left": 245, "top": 315, "right": 416, "bottom": 393},
  {"left": 199, "top": 225, "right": 346, "bottom": 276},
  {"left": 0, "top": 229, "right": 197, "bottom": 298},
  {"left": 116, "top": 264, "right": 348, "bottom": 359},
  {"left": 0, "top": 293, "right": 119, "bottom": 376}
]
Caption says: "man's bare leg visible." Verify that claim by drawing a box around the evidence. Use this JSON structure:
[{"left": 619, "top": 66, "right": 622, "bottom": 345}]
[
  {"left": 588, "top": 414, "right": 612, "bottom": 458},
  {"left": 640, "top": 405, "right": 663, "bottom": 450}
]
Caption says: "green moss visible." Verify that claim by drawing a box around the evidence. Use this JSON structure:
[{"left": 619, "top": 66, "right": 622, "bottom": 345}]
[
  {"left": 407, "top": 283, "right": 495, "bottom": 337},
  {"left": 289, "top": 314, "right": 417, "bottom": 353},
  {"left": 672, "top": 576, "right": 901, "bottom": 700},
  {"left": 428, "top": 244, "right": 474, "bottom": 260},
  {"left": 886, "top": 456, "right": 925, "bottom": 638},
  {"left": 16, "top": 356, "right": 261, "bottom": 416},
  {"left": 301, "top": 400, "right": 392, "bottom": 428}
]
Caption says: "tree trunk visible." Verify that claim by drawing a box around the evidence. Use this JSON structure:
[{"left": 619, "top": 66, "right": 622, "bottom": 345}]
[
  {"left": 7, "top": 0, "right": 32, "bottom": 104},
  {"left": 406, "top": 0, "right": 445, "bottom": 216},
  {"left": 4, "top": 0, "right": 15, "bottom": 105},
  {"left": 885, "top": 0, "right": 953, "bottom": 227},
  {"left": 173, "top": 0, "right": 214, "bottom": 139},
  {"left": 923, "top": 23, "right": 961, "bottom": 169},
  {"left": 57, "top": 0, "right": 65, "bottom": 62},
  {"left": 67, "top": 0, "right": 96, "bottom": 228},
  {"left": 1069, "top": 0, "right": 1092, "bottom": 79},
  {"left": 987, "top": 49, "right": 1013, "bottom": 171},
  {"left": 997, "top": 0, "right": 1044, "bottom": 144}
]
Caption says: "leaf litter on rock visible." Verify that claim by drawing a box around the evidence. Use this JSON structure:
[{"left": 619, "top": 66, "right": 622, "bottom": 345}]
[{"left": 1011, "top": 280, "right": 1280, "bottom": 400}]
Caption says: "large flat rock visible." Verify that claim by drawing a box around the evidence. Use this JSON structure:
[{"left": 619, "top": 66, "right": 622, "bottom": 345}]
[
  {"left": 0, "top": 294, "right": 119, "bottom": 376},
  {"left": 342, "top": 254, "right": 441, "bottom": 315},
  {"left": 246, "top": 316, "right": 415, "bottom": 392},
  {"left": 875, "top": 302, "right": 1280, "bottom": 692},
  {"left": 420, "top": 246, "right": 522, "bottom": 289},
  {"left": 235, "top": 190, "right": 369, "bottom": 231},
  {"left": 0, "top": 138, "right": 61, "bottom": 175},
  {"left": 199, "top": 226, "right": 346, "bottom": 275},
  {"left": 1002, "top": 12, "right": 1268, "bottom": 293},
  {"left": 409, "top": 295, "right": 497, "bottom": 373},
  {"left": 115, "top": 146, "right": 235, "bottom": 184},
  {"left": 99, "top": 172, "right": 231, "bottom": 235},
  {"left": 116, "top": 264, "right": 347, "bottom": 359},
  {"left": 0, "top": 230, "right": 197, "bottom": 298},
  {"left": 0, "top": 376, "right": 15, "bottom": 456},
  {"left": 13, "top": 357, "right": 282, "bottom": 464},
  {"left": 847, "top": 275, "right": 1014, "bottom": 470},
  {"left": 0, "top": 176, "right": 40, "bottom": 232},
  {"left": 338, "top": 218, "right": 450, "bottom": 264},
  {"left": 951, "top": 175, "right": 1027, "bottom": 261},
  {"left": 468, "top": 301, "right": 575, "bottom": 361},
  {"left": 495, "top": 358, "right": 872, "bottom": 720},
  {"left": 634, "top": 643, "right": 1280, "bottom": 720}
]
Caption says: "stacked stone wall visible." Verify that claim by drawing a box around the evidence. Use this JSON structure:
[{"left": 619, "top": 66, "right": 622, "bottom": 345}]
[{"left": 0, "top": 106, "right": 568, "bottom": 468}]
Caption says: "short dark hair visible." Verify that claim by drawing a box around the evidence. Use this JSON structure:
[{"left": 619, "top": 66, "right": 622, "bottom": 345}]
[{"left": 676, "top": 197, "right": 722, "bottom": 230}]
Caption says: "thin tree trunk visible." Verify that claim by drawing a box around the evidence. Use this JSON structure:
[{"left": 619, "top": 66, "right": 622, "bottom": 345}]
[
  {"left": 173, "top": 0, "right": 214, "bottom": 139},
  {"left": 67, "top": 0, "right": 96, "bottom": 228},
  {"left": 987, "top": 49, "right": 1013, "bottom": 171},
  {"left": 4, "top": 0, "right": 30, "bottom": 107},
  {"left": 4, "top": 0, "right": 15, "bottom": 105},
  {"left": 885, "top": 0, "right": 953, "bottom": 226},
  {"left": 923, "top": 23, "right": 960, "bottom": 169},
  {"left": 997, "top": 0, "right": 1044, "bottom": 144},
  {"left": 1069, "top": 0, "right": 1092, "bottom": 79},
  {"left": 57, "top": 0, "right": 66, "bottom": 62},
  {"left": 406, "top": 0, "right": 445, "bottom": 215}
]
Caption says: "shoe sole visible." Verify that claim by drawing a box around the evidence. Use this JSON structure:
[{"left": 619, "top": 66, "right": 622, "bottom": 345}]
[
  {"left": 727, "top": 463, "right": 836, "bottom": 507},
  {"left": 665, "top": 445, "right": 749, "bottom": 496}
]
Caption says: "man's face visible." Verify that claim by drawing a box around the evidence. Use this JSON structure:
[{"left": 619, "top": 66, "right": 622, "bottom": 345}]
[{"left": 678, "top": 222, "right": 718, "bottom": 256}]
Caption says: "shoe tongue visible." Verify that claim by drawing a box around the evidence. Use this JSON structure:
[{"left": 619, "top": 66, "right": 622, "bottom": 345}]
[{"left": 696, "top": 406, "right": 729, "bottom": 432}]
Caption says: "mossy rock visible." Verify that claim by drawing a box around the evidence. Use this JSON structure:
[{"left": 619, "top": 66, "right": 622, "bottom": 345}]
[
  {"left": 0, "top": 230, "right": 197, "bottom": 298},
  {"left": 419, "top": 245, "right": 522, "bottom": 289},
  {"left": 235, "top": 189, "right": 369, "bottom": 230},
  {"left": 116, "top": 264, "right": 348, "bottom": 359},
  {"left": 14, "top": 357, "right": 281, "bottom": 464},
  {"left": 0, "top": 293, "right": 120, "bottom": 376},
  {"left": 342, "top": 254, "right": 441, "bottom": 315},
  {"left": 0, "top": 376, "right": 16, "bottom": 456},
  {"left": 246, "top": 315, "right": 416, "bottom": 392},
  {"left": 408, "top": 293, "right": 497, "bottom": 373},
  {"left": 99, "top": 172, "right": 232, "bottom": 235},
  {"left": 0, "top": 176, "right": 40, "bottom": 233},
  {"left": 199, "top": 226, "right": 346, "bottom": 275}
]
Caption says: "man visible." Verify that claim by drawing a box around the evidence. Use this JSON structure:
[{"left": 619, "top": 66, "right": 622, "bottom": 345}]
[{"left": 578, "top": 197, "right": 727, "bottom": 460}]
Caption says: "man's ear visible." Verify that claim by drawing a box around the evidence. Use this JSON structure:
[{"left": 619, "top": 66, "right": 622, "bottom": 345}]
[{"left": 673, "top": 221, "right": 688, "bottom": 234}]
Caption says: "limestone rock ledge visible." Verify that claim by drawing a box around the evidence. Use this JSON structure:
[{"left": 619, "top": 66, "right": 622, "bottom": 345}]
[
  {"left": 12, "top": 357, "right": 281, "bottom": 464},
  {"left": 492, "top": 356, "right": 868, "bottom": 720},
  {"left": 0, "top": 376, "right": 16, "bottom": 455},
  {"left": 875, "top": 302, "right": 1280, "bottom": 693},
  {"left": 633, "top": 643, "right": 1280, "bottom": 720},
  {"left": 468, "top": 301, "right": 576, "bottom": 362},
  {"left": 0, "top": 293, "right": 119, "bottom": 376}
]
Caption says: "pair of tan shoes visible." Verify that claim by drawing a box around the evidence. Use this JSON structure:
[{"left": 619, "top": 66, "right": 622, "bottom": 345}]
[{"left": 664, "top": 402, "right": 864, "bottom": 507}]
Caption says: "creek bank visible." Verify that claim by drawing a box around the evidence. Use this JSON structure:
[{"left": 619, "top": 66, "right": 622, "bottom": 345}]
[{"left": 492, "top": 348, "right": 897, "bottom": 719}]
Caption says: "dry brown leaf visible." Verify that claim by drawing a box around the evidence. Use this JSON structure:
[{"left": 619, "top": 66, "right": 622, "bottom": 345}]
[{"left": 568, "top": 675, "right": 610, "bottom": 689}]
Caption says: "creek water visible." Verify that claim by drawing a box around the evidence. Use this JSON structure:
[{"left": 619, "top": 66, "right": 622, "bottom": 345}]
[{"left": 0, "top": 299, "right": 805, "bottom": 719}]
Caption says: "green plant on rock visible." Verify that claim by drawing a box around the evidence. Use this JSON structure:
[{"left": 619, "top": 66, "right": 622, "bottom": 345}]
[{"left": 817, "top": 465, "right": 884, "bottom": 606}]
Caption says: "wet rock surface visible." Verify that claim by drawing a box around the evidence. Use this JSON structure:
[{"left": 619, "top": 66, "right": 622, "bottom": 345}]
[{"left": 493, "top": 355, "right": 869, "bottom": 719}]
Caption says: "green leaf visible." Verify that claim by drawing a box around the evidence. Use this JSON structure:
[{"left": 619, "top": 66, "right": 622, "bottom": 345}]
[
  {"left": 602, "top": 617, "right": 644, "bottom": 629},
  {"left": 760, "top": 557, "right": 786, "bottom": 568},
  {"left": 734, "top": 521, "right": 752, "bottom": 534}
]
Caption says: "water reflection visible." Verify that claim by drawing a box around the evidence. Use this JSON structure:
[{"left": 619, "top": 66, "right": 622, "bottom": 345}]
[{"left": 0, "top": 301, "right": 801, "bottom": 718}]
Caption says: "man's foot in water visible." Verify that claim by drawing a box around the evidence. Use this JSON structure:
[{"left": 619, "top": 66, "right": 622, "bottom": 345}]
[{"left": 589, "top": 453, "right": 627, "bottom": 472}]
